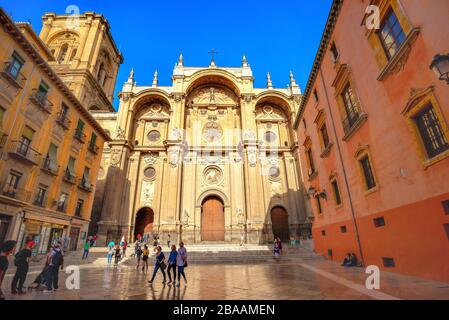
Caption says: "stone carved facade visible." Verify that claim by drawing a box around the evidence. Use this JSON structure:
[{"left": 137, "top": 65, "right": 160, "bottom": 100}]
[{"left": 91, "top": 57, "right": 309, "bottom": 244}]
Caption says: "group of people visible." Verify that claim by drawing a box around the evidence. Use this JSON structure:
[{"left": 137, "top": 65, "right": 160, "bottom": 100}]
[
  {"left": 106, "top": 238, "right": 128, "bottom": 265},
  {"left": 341, "top": 253, "right": 358, "bottom": 267},
  {"left": 134, "top": 239, "right": 188, "bottom": 287},
  {"left": 0, "top": 239, "right": 65, "bottom": 300},
  {"left": 273, "top": 237, "right": 283, "bottom": 258}
]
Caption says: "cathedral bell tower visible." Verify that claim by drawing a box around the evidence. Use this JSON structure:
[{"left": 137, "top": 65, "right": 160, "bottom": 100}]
[{"left": 39, "top": 12, "right": 124, "bottom": 111}]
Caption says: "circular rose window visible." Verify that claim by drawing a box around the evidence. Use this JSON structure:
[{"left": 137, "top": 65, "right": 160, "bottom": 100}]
[
  {"left": 264, "top": 131, "right": 277, "bottom": 143},
  {"left": 268, "top": 166, "right": 280, "bottom": 179},
  {"left": 147, "top": 130, "right": 161, "bottom": 142},
  {"left": 143, "top": 167, "right": 156, "bottom": 179}
]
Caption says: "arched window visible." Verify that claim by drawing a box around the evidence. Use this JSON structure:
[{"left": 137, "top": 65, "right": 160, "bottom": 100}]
[
  {"left": 58, "top": 43, "right": 69, "bottom": 63},
  {"left": 69, "top": 48, "right": 77, "bottom": 62}
]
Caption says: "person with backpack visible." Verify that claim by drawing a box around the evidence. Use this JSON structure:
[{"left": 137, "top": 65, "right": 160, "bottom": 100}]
[
  {"left": 82, "top": 240, "right": 90, "bottom": 259},
  {"left": 44, "top": 242, "right": 64, "bottom": 293},
  {"left": 141, "top": 245, "right": 150, "bottom": 273},
  {"left": 0, "top": 240, "right": 17, "bottom": 300},
  {"left": 11, "top": 241, "right": 34, "bottom": 294},
  {"left": 135, "top": 243, "right": 143, "bottom": 269}
]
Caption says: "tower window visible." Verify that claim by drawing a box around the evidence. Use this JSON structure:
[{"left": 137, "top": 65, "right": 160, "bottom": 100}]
[{"left": 58, "top": 43, "right": 69, "bottom": 63}]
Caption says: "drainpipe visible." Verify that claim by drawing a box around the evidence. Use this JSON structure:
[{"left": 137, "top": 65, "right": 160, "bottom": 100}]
[{"left": 319, "top": 68, "right": 365, "bottom": 266}]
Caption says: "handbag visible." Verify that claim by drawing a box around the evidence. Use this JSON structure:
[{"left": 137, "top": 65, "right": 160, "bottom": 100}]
[
  {"left": 183, "top": 260, "right": 188, "bottom": 268},
  {"left": 160, "top": 261, "right": 167, "bottom": 270}
]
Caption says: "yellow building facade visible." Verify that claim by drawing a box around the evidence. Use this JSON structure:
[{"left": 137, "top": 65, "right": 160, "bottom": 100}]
[
  {"left": 91, "top": 56, "right": 312, "bottom": 245},
  {"left": 0, "top": 9, "right": 113, "bottom": 254}
]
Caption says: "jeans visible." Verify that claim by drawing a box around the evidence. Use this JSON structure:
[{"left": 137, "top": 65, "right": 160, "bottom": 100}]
[
  {"left": 11, "top": 264, "right": 29, "bottom": 292},
  {"left": 82, "top": 249, "right": 89, "bottom": 259},
  {"left": 107, "top": 254, "right": 113, "bottom": 264},
  {"left": 177, "top": 266, "right": 186, "bottom": 283},
  {"left": 167, "top": 263, "right": 176, "bottom": 283},
  {"left": 150, "top": 263, "right": 166, "bottom": 282},
  {"left": 45, "top": 265, "right": 59, "bottom": 290}
]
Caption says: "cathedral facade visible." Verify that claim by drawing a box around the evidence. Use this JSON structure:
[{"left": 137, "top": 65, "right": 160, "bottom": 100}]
[{"left": 90, "top": 56, "right": 311, "bottom": 245}]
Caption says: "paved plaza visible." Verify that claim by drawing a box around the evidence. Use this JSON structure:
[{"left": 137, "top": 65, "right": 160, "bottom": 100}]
[{"left": 3, "top": 245, "right": 449, "bottom": 300}]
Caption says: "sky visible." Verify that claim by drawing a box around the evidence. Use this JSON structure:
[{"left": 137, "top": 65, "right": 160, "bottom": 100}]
[{"left": 1, "top": 0, "right": 332, "bottom": 110}]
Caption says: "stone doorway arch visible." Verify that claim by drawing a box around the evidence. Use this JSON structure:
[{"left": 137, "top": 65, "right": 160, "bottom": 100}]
[
  {"left": 271, "top": 206, "right": 290, "bottom": 242},
  {"left": 201, "top": 196, "right": 225, "bottom": 242},
  {"left": 134, "top": 207, "right": 154, "bottom": 240}
]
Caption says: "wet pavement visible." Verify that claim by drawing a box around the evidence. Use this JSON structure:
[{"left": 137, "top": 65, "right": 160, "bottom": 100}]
[{"left": 3, "top": 255, "right": 449, "bottom": 300}]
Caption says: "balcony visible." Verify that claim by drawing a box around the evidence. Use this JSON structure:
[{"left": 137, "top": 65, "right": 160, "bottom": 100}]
[
  {"left": 73, "top": 128, "right": 86, "bottom": 144},
  {"left": 78, "top": 178, "right": 93, "bottom": 192},
  {"left": 87, "top": 141, "right": 99, "bottom": 155},
  {"left": 342, "top": 111, "right": 368, "bottom": 141},
  {"left": 1, "top": 182, "right": 31, "bottom": 203},
  {"left": 33, "top": 195, "right": 48, "bottom": 208},
  {"left": 29, "top": 89, "right": 53, "bottom": 114},
  {"left": 63, "top": 170, "right": 77, "bottom": 185},
  {"left": 41, "top": 157, "right": 60, "bottom": 176},
  {"left": 0, "top": 131, "right": 8, "bottom": 149},
  {"left": 7, "top": 140, "right": 41, "bottom": 166},
  {"left": 55, "top": 112, "right": 71, "bottom": 130},
  {"left": 0, "top": 62, "right": 26, "bottom": 89}
]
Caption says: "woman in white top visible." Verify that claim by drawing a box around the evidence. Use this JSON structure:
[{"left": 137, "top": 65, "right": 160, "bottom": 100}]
[{"left": 176, "top": 242, "right": 187, "bottom": 287}]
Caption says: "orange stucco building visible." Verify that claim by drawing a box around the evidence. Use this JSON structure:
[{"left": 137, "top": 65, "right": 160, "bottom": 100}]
[{"left": 295, "top": 0, "right": 449, "bottom": 282}]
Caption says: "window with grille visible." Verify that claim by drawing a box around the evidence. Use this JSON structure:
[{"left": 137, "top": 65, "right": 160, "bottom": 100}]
[
  {"left": 35, "top": 184, "right": 48, "bottom": 206},
  {"left": 360, "top": 155, "right": 376, "bottom": 190},
  {"left": 306, "top": 148, "right": 316, "bottom": 175},
  {"left": 413, "top": 104, "right": 449, "bottom": 159},
  {"left": 340, "top": 226, "right": 347, "bottom": 233},
  {"left": 378, "top": 8, "right": 406, "bottom": 59},
  {"left": 75, "top": 199, "right": 84, "bottom": 217}
]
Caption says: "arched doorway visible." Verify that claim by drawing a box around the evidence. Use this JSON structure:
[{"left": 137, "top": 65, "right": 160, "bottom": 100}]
[
  {"left": 201, "top": 196, "right": 225, "bottom": 242},
  {"left": 271, "top": 206, "right": 290, "bottom": 242},
  {"left": 134, "top": 207, "right": 154, "bottom": 240}
]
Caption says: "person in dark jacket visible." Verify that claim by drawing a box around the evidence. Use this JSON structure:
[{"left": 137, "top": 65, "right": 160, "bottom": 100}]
[
  {"left": 0, "top": 240, "right": 17, "bottom": 300},
  {"left": 167, "top": 245, "right": 177, "bottom": 285},
  {"left": 44, "top": 242, "right": 64, "bottom": 293},
  {"left": 11, "top": 241, "right": 34, "bottom": 294},
  {"left": 148, "top": 246, "right": 166, "bottom": 285}
]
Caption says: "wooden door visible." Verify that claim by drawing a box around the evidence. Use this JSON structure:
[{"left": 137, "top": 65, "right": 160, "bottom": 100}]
[
  {"left": 271, "top": 207, "right": 290, "bottom": 242},
  {"left": 202, "top": 197, "right": 225, "bottom": 241}
]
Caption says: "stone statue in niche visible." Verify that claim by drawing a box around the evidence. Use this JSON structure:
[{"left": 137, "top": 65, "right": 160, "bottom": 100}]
[{"left": 209, "top": 87, "right": 216, "bottom": 104}]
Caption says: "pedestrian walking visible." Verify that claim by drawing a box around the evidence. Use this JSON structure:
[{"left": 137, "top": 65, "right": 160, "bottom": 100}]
[
  {"left": 114, "top": 245, "right": 121, "bottom": 265},
  {"left": 135, "top": 243, "right": 143, "bottom": 269},
  {"left": 148, "top": 246, "right": 166, "bottom": 285},
  {"left": 44, "top": 242, "right": 64, "bottom": 293},
  {"left": 176, "top": 242, "right": 187, "bottom": 287},
  {"left": 167, "top": 234, "right": 171, "bottom": 249},
  {"left": 122, "top": 240, "right": 127, "bottom": 257},
  {"left": 141, "top": 245, "right": 150, "bottom": 273},
  {"left": 167, "top": 245, "right": 177, "bottom": 286},
  {"left": 273, "top": 237, "right": 282, "bottom": 259},
  {"left": 82, "top": 240, "right": 90, "bottom": 259},
  {"left": 11, "top": 241, "right": 34, "bottom": 294},
  {"left": 0, "top": 240, "right": 17, "bottom": 300},
  {"left": 107, "top": 240, "right": 115, "bottom": 250},
  {"left": 92, "top": 234, "right": 97, "bottom": 247},
  {"left": 107, "top": 246, "right": 114, "bottom": 265}
]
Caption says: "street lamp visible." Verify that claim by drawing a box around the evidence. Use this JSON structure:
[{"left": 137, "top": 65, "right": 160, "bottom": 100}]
[{"left": 430, "top": 54, "right": 449, "bottom": 84}]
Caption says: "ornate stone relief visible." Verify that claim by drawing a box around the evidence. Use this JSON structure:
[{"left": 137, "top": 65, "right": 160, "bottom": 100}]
[
  {"left": 141, "top": 180, "right": 154, "bottom": 207},
  {"left": 115, "top": 127, "right": 125, "bottom": 139},
  {"left": 143, "top": 154, "right": 159, "bottom": 165},
  {"left": 190, "top": 86, "right": 238, "bottom": 105},
  {"left": 110, "top": 148, "right": 122, "bottom": 167},
  {"left": 203, "top": 166, "right": 223, "bottom": 186},
  {"left": 247, "top": 148, "right": 257, "bottom": 167}
]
